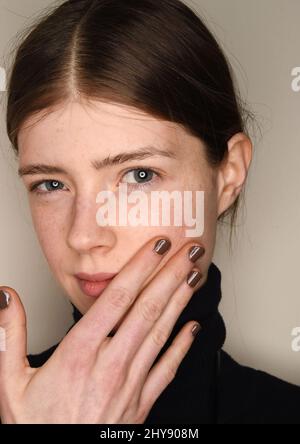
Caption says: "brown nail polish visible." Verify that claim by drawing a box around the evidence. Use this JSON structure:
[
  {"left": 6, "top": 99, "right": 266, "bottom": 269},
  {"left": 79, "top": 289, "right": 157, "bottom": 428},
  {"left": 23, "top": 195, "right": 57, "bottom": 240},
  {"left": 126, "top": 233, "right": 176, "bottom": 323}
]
[
  {"left": 187, "top": 270, "right": 202, "bottom": 288},
  {"left": 153, "top": 239, "right": 171, "bottom": 255},
  {"left": 189, "top": 246, "right": 205, "bottom": 263},
  {"left": 0, "top": 290, "right": 10, "bottom": 310},
  {"left": 191, "top": 323, "right": 202, "bottom": 337}
]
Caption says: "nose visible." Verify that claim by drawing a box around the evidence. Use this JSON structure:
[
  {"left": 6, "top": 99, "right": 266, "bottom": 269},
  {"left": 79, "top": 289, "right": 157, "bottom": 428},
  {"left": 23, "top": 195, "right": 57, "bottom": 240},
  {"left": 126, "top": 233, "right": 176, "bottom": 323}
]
[{"left": 67, "top": 195, "right": 115, "bottom": 254}]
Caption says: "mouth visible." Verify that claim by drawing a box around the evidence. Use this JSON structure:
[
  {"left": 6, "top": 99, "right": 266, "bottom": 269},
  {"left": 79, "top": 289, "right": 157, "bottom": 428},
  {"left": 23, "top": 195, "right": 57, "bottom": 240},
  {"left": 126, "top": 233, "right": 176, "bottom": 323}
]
[{"left": 75, "top": 272, "right": 117, "bottom": 298}]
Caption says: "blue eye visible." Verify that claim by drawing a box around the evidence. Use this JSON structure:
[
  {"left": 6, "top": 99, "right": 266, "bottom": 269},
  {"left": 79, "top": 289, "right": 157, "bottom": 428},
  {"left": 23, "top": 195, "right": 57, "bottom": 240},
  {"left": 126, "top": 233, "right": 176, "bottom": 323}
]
[
  {"left": 29, "top": 180, "right": 66, "bottom": 194},
  {"left": 121, "top": 168, "right": 160, "bottom": 188}
]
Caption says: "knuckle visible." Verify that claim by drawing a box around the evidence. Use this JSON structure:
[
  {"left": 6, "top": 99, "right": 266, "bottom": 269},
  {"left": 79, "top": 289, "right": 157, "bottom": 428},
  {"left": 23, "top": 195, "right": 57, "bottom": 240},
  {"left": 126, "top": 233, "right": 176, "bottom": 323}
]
[
  {"left": 173, "top": 267, "right": 186, "bottom": 283},
  {"left": 138, "top": 297, "right": 162, "bottom": 323},
  {"left": 175, "top": 345, "right": 186, "bottom": 367},
  {"left": 151, "top": 325, "right": 170, "bottom": 348},
  {"left": 165, "top": 347, "right": 185, "bottom": 383},
  {"left": 165, "top": 362, "right": 178, "bottom": 384},
  {"left": 107, "top": 285, "right": 134, "bottom": 310},
  {"left": 173, "top": 291, "right": 189, "bottom": 310}
]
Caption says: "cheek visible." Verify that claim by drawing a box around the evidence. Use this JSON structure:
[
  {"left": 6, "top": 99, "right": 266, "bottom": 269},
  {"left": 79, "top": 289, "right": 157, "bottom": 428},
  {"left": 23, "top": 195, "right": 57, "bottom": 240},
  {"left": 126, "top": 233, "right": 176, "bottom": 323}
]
[
  {"left": 30, "top": 204, "right": 66, "bottom": 260},
  {"left": 114, "top": 182, "right": 218, "bottom": 262}
]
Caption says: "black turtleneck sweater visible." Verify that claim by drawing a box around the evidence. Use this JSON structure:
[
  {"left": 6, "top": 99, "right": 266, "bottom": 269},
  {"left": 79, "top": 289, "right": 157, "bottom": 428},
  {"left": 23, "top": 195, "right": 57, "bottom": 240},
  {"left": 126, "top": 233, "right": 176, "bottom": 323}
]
[{"left": 27, "top": 262, "right": 300, "bottom": 424}]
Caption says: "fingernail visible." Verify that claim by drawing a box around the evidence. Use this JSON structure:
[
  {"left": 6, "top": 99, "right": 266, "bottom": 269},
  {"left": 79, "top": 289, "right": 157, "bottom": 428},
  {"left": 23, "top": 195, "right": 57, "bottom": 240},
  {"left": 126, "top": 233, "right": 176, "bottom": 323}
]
[
  {"left": 187, "top": 270, "right": 202, "bottom": 288},
  {"left": 0, "top": 290, "right": 11, "bottom": 310},
  {"left": 189, "top": 246, "right": 205, "bottom": 263},
  {"left": 153, "top": 239, "right": 171, "bottom": 255},
  {"left": 191, "top": 323, "right": 202, "bottom": 337}
]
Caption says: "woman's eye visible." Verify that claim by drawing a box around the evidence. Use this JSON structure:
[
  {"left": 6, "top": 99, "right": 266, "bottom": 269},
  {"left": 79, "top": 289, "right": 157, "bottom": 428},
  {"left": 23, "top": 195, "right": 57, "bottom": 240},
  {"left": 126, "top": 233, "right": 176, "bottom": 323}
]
[
  {"left": 29, "top": 180, "right": 66, "bottom": 194},
  {"left": 121, "top": 168, "right": 160, "bottom": 188}
]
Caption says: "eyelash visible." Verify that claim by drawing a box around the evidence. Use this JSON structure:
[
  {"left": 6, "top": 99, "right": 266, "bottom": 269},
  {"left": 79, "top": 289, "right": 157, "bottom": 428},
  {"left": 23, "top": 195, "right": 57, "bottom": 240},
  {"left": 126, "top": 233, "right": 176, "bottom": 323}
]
[{"left": 28, "top": 167, "right": 162, "bottom": 195}]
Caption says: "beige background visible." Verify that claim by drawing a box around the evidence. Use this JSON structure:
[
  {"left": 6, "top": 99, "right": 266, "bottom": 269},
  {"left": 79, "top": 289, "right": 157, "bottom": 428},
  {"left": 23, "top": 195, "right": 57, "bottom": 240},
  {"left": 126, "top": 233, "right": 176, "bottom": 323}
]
[{"left": 0, "top": 0, "right": 300, "bottom": 385}]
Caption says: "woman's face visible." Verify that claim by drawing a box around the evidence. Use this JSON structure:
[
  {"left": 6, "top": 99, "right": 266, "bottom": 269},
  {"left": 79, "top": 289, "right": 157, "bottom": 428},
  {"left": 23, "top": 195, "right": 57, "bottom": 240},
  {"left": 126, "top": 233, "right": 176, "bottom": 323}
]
[{"left": 17, "top": 99, "right": 222, "bottom": 323}]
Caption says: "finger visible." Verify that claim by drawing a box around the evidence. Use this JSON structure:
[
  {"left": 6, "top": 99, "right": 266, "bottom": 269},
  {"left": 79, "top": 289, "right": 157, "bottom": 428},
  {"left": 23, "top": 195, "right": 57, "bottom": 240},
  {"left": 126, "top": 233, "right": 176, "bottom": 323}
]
[
  {"left": 64, "top": 237, "right": 172, "bottom": 352},
  {"left": 108, "top": 242, "right": 204, "bottom": 363},
  {"left": 0, "top": 287, "right": 29, "bottom": 379},
  {"left": 138, "top": 321, "right": 201, "bottom": 418},
  {"left": 125, "top": 268, "right": 203, "bottom": 389}
]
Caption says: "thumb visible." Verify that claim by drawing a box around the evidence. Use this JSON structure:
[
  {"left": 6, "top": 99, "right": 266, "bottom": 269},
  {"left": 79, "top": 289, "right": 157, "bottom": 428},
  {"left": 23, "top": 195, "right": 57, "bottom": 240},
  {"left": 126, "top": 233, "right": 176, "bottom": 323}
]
[{"left": 0, "top": 287, "right": 29, "bottom": 377}]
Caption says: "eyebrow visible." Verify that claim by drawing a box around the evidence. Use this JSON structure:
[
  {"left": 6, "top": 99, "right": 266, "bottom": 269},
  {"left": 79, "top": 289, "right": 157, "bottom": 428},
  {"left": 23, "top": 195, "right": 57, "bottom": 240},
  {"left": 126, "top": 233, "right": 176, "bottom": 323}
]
[{"left": 18, "top": 145, "right": 177, "bottom": 178}]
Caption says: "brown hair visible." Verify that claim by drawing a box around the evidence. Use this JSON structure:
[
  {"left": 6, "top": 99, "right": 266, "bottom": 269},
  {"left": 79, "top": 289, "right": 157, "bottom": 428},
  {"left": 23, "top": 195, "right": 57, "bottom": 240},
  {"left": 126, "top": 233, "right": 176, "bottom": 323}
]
[{"left": 5, "top": 0, "right": 254, "bottom": 248}]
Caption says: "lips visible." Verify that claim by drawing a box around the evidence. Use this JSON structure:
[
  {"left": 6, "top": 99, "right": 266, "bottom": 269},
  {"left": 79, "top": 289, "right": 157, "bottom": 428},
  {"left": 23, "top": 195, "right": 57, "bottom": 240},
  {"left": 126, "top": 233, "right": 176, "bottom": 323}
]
[
  {"left": 75, "top": 272, "right": 117, "bottom": 298},
  {"left": 75, "top": 272, "right": 117, "bottom": 282}
]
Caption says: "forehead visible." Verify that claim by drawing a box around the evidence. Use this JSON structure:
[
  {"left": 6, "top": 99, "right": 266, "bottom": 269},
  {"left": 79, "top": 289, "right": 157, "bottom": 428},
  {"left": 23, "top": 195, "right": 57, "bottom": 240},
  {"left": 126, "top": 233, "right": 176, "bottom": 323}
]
[{"left": 18, "top": 100, "right": 192, "bottom": 158}]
